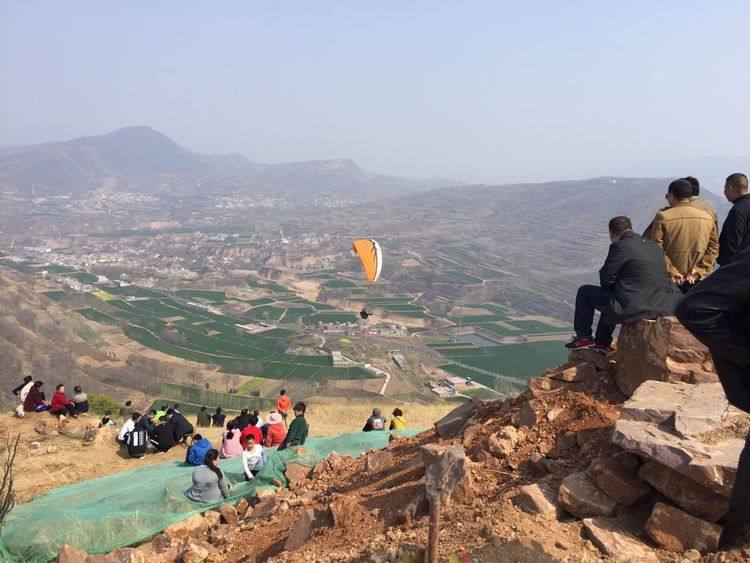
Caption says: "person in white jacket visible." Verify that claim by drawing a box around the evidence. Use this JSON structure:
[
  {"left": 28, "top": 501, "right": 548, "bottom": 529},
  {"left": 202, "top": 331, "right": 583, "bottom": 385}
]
[
  {"left": 14, "top": 376, "right": 34, "bottom": 417},
  {"left": 241, "top": 434, "right": 265, "bottom": 480}
]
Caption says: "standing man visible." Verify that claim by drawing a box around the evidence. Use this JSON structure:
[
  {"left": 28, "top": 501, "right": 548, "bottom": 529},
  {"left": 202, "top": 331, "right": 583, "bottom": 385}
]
[
  {"left": 276, "top": 389, "right": 292, "bottom": 429},
  {"left": 648, "top": 179, "right": 718, "bottom": 293},
  {"left": 718, "top": 173, "right": 750, "bottom": 266},
  {"left": 676, "top": 248, "right": 750, "bottom": 512},
  {"left": 566, "top": 216, "right": 682, "bottom": 352},
  {"left": 684, "top": 176, "right": 718, "bottom": 225}
]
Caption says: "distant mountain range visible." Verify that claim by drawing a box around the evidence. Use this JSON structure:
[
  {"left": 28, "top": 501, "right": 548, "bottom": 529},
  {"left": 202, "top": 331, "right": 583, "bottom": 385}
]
[{"left": 0, "top": 126, "right": 458, "bottom": 201}]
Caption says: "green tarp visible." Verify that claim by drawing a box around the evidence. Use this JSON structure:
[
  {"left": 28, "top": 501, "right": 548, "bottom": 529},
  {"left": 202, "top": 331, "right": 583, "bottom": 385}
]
[{"left": 0, "top": 430, "right": 417, "bottom": 562}]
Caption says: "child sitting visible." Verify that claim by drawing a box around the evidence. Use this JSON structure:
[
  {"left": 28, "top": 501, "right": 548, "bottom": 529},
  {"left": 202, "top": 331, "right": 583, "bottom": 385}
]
[{"left": 241, "top": 433, "right": 265, "bottom": 480}]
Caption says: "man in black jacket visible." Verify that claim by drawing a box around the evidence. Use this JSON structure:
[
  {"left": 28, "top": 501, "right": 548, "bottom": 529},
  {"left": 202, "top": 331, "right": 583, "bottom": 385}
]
[
  {"left": 676, "top": 247, "right": 750, "bottom": 512},
  {"left": 166, "top": 408, "right": 194, "bottom": 444},
  {"left": 566, "top": 216, "right": 683, "bottom": 352},
  {"left": 718, "top": 172, "right": 750, "bottom": 266}
]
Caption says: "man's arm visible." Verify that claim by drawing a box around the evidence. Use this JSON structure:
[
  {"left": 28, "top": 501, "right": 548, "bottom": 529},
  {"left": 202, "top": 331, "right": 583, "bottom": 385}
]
[
  {"left": 718, "top": 208, "right": 746, "bottom": 266},
  {"left": 599, "top": 243, "right": 627, "bottom": 289},
  {"left": 676, "top": 250, "right": 750, "bottom": 366},
  {"left": 695, "top": 221, "right": 719, "bottom": 278}
]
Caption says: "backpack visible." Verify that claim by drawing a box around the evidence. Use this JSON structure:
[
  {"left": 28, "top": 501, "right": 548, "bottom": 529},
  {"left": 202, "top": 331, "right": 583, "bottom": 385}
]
[
  {"left": 126, "top": 429, "right": 148, "bottom": 458},
  {"left": 371, "top": 417, "right": 385, "bottom": 430}
]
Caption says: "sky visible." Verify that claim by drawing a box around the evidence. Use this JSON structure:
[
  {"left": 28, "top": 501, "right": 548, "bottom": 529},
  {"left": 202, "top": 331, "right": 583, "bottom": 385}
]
[{"left": 2, "top": 1, "right": 750, "bottom": 188}]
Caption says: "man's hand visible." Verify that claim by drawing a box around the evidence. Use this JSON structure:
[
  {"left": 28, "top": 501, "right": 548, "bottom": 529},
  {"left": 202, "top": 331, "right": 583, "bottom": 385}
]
[
  {"left": 686, "top": 271, "right": 700, "bottom": 285},
  {"left": 671, "top": 273, "right": 685, "bottom": 285}
]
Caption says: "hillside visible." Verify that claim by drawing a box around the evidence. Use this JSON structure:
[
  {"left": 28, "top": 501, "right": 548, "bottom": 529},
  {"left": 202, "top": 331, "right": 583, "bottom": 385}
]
[
  {"left": 0, "top": 127, "right": 458, "bottom": 201},
  {"left": 301, "top": 177, "right": 729, "bottom": 318}
]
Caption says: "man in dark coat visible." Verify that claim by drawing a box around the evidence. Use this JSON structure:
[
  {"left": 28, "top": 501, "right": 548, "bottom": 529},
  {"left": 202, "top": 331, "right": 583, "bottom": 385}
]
[
  {"left": 166, "top": 408, "right": 194, "bottom": 444},
  {"left": 676, "top": 247, "right": 750, "bottom": 512},
  {"left": 718, "top": 173, "right": 750, "bottom": 266},
  {"left": 566, "top": 216, "right": 683, "bottom": 352}
]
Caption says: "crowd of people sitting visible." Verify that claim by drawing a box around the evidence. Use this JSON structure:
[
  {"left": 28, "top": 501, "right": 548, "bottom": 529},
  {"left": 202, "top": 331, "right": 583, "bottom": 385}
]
[
  {"left": 565, "top": 173, "right": 749, "bottom": 353},
  {"left": 13, "top": 378, "right": 89, "bottom": 419}
]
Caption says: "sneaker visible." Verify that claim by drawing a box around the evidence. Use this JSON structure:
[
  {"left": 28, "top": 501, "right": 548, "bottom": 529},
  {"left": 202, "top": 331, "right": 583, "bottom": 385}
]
[
  {"left": 590, "top": 342, "right": 609, "bottom": 354},
  {"left": 565, "top": 337, "right": 594, "bottom": 350}
]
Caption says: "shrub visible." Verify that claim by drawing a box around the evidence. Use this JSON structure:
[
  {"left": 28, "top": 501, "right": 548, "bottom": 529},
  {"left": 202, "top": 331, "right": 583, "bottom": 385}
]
[{"left": 88, "top": 394, "right": 121, "bottom": 416}]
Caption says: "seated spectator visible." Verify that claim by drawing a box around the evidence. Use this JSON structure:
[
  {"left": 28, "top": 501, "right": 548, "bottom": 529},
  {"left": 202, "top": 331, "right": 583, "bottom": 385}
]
[
  {"left": 125, "top": 420, "right": 148, "bottom": 459},
  {"left": 71, "top": 386, "right": 89, "bottom": 414},
  {"left": 117, "top": 412, "right": 141, "bottom": 445},
  {"left": 166, "top": 408, "right": 194, "bottom": 444},
  {"left": 566, "top": 216, "right": 682, "bottom": 353},
  {"left": 212, "top": 407, "right": 226, "bottom": 428},
  {"left": 12, "top": 375, "right": 33, "bottom": 397},
  {"left": 253, "top": 410, "right": 264, "bottom": 428},
  {"left": 99, "top": 411, "right": 116, "bottom": 428},
  {"left": 155, "top": 405, "right": 168, "bottom": 422},
  {"left": 220, "top": 421, "right": 243, "bottom": 458},
  {"left": 185, "top": 449, "right": 230, "bottom": 503},
  {"left": 196, "top": 406, "right": 211, "bottom": 428},
  {"left": 173, "top": 403, "right": 181, "bottom": 414},
  {"left": 137, "top": 410, "right": 157, "bottom": 433},
  {"left": 648, "top": 179, "right": 718, "bottom": 293},
  {"left": 235, "top": 408, "right": 251, "bottom": 431},
  {"left": 389, "top": 408, "right": 407, "bottom": 430},
  {"left": 240, "top": 416, "right": 262, "bottom": 449},
  {"left": 264, "top": 412, "right": 286, "bottom": 447},
  {"left": 149, "top": 417, "right": 176, "bottom": 453},
  {"left": 278, "top": 402, "right": 308, "bottom": 451},
  {"left": 186, "top": 434, "right": 213, "bottom": 466},
  {"left": 23, "top": 381, "right": 48, "bottom": 413},
  {"left": 362, "top": 408, "right": 387, "bottom": 432},
  {"left": 242, "top": 434, "right": 265, "bottom": 480},
  {"left": 50, "top": 384, "right": 77, "bottom": 418},
  {"left": 119, "top": 400, "right": 133, "bottom": 420},
  {"left": 13, "top": 376, "right": 34, "bottom": 418}
]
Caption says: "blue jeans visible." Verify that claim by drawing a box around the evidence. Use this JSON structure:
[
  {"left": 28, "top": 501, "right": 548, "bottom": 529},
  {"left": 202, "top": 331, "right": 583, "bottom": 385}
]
[{"left": 574, "top": 285, "right": 617, "bottom": 346}]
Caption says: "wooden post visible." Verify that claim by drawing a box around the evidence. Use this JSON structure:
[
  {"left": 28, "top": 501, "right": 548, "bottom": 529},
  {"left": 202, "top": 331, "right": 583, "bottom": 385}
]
[{"left": 427, "top": 491, "right": 441, "bottom": 563}]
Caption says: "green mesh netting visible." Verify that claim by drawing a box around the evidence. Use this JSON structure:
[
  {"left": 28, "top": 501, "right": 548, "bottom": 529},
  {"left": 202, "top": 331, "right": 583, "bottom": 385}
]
[{"left": 0, "top": 430, "right": 419, "bottom": 562}]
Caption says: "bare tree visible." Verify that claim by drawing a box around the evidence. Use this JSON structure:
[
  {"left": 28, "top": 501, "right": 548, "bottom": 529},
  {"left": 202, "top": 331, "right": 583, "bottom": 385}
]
[{"left": 0, "top": 435, "right": 20, "bottom": 528}]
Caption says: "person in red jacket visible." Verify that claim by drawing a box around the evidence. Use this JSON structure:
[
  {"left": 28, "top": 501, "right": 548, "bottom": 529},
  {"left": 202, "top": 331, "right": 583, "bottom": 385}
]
[
  {"left": 276, "top": 389, "right": 292, "bottom": 429},
  {"left": 264, "top": 412, "right": 287, "bottom": 447},
  {"left": 239, "top": 415, "right": 262, "bottom": 449},
  {"left": 50, "top": 384, "right": 77, "bottom": 418}
]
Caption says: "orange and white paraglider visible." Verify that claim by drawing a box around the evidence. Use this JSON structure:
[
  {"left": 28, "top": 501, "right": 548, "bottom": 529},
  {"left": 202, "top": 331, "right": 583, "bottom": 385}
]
[{"left": 352, "top": 238, "right": 383, "bottom": 319}]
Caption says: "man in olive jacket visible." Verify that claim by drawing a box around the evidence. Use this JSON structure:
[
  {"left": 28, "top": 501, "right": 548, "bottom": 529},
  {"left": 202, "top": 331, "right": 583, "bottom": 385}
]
[
  {"left": 566, "top": 216, "right": 683, "bottom": 352},
  {"left": 648, "top": 179, "right": 718, "bottom": 293}
]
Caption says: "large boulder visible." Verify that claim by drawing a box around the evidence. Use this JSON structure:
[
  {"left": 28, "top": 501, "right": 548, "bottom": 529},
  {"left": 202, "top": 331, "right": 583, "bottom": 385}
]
[
  {"left": 583, "top": 518, "right": 659, "bottom": 562},
  {"left": 638, "top": 461, "right": 730, "bottom": 522},
  {"left": 612, "top": 380, "right": 744, "bottom": 496},
  {"left": 645, "top": 502, "right": 723, "bottom": 553},
  {"left": 557, "top": 472, "right": 617, "bottom": 519},
  {"left": 614, "top": 317, "right": 717, "bottom": 396}
]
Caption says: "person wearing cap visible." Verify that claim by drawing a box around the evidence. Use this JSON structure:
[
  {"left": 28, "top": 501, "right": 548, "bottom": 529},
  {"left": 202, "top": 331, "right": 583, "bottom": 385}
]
[
  {"left": 264, "top": 412, "right": 287, "bottom": 447},
  {"left": 362, "top": 408, "right": 387, "bottom": 432}
]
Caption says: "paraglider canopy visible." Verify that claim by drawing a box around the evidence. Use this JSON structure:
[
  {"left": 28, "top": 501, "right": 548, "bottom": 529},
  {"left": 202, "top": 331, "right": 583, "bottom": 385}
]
[{"left": 352, "top": 239, "right": 382, "bottom": 283}]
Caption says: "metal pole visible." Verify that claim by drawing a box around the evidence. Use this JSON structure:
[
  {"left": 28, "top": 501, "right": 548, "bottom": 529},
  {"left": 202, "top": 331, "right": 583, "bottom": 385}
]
[{"left": 427, "top": 492, "right": 441, "bottom": 563}]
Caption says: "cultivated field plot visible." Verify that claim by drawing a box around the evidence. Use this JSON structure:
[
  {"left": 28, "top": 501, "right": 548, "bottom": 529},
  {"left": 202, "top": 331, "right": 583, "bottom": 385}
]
[
  {"left": 451, "top": 303, "right": 570, "bottom": 334},
  {"left": 73, "top": 288, "right": 375, "bottom": 382},
  {"left": 430, "top": 340, "right": 569, "bottom": 381}
]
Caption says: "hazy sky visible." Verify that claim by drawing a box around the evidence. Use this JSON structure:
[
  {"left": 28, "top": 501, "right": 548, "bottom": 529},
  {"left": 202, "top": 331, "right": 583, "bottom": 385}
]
[{"left": 2, "top": 1, "right": 749, "bottom": 186}]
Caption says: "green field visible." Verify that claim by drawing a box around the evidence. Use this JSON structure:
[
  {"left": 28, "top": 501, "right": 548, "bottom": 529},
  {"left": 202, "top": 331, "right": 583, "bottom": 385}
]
[
  {"left": 175, "top": 289, "right": 228, "bottom": 301},
  {"left": 433, "top": 340, "right": 568, "bottom": 380},
  {"left": 75, "top": 290, "right": 375, "bottom": 382}
]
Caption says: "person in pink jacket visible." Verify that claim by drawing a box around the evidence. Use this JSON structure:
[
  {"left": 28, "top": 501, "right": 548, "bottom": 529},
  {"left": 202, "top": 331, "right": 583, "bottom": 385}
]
[{"left": 219, "top": 421, "right": 243, "bottom": 458}]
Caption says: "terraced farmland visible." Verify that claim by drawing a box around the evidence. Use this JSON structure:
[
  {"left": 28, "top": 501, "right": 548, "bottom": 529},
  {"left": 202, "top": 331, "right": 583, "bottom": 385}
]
[{"left": 75, "top": 289, "right": 376, "bottom": 382}]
